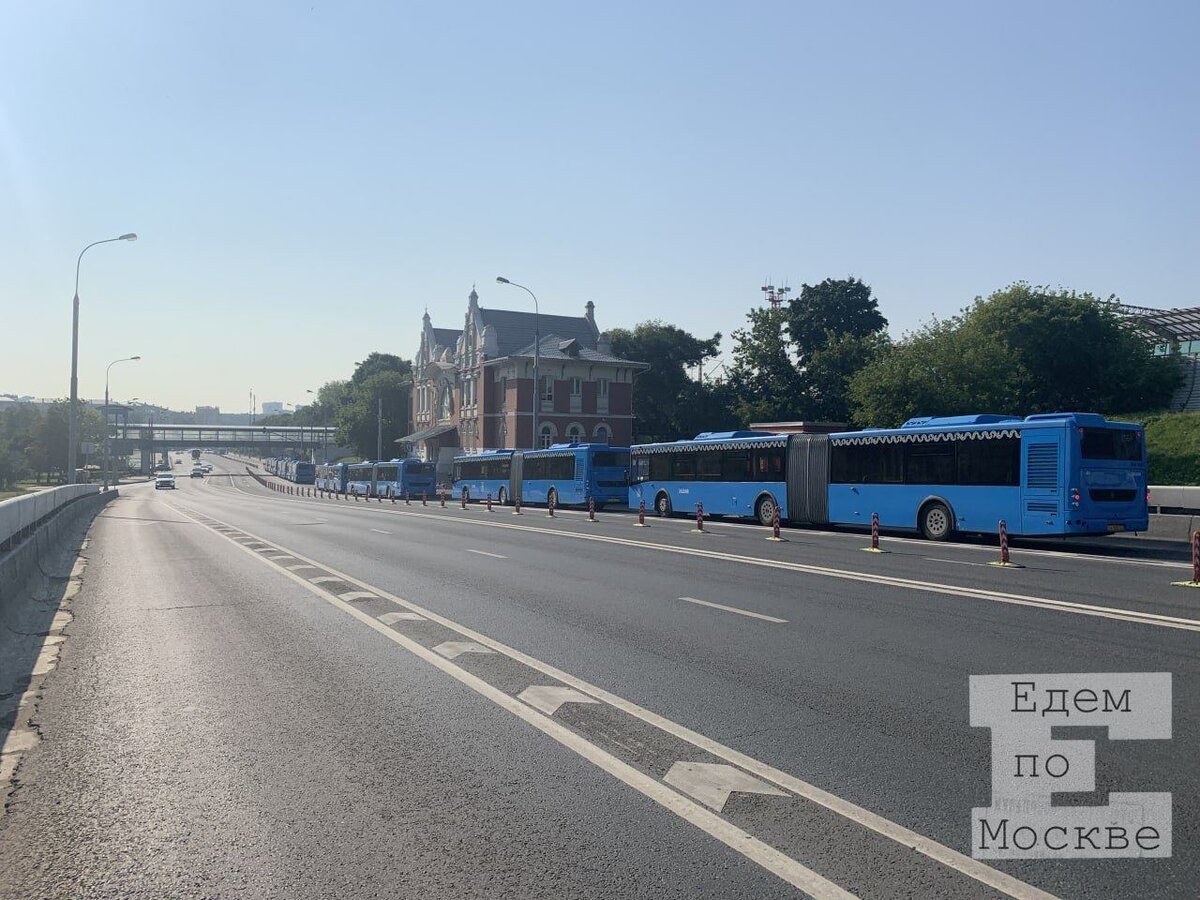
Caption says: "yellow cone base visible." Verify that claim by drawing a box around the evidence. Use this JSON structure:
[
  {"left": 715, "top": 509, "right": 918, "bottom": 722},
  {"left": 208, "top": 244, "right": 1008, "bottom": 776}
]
[
  {"left": 988, "top": 560, "right": 1024, "bottom": 568},
  {"left": 633, "top": 522, "right": 650, "bottom": 527},
  {"left": 861, "top": 547, "right": 889, "bottom": 554},
  {"left": 1171, "top": 580, "right": 1200, "bottom": 588},
  {"left": 765, "top": 536, "right": 787, "bottom": 542}
]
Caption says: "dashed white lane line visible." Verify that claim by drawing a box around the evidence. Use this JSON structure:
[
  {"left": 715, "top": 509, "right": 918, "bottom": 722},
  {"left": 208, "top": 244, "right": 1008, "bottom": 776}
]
[
  {"left": 171, "top": 503, "right": 1056, "bottom": 900},
  {"left": 338, "top": 591, "right": 378, "bottom": 602},
  {"left": 922, "top": 557, "right": 991, "bottom": 568},
  {"left": 286, "top": 564, "right": 318, "bottom": 571},
  {"left": 370, "top": 528, "right": 392, "bottom": 535},
  {"left": 465, "top": 548, "right": 508, "bottom": 559},
  {"left": 679, "top": 596, "right": 788, "bottom": 624},
  {"left": 309, "top": 576, "right": 342, "bottom": 584}
]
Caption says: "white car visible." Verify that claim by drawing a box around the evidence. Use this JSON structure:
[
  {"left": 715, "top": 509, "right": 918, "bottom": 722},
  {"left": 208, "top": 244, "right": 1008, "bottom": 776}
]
[
  {"left": 190, "top": 466, "right": 205, "bottom": 478},
  {"left": 201, "top": 463, "right": 213, "bottom": 473},
  {"left": 155, "top": 473, "right": 176, "bottom": 490}
]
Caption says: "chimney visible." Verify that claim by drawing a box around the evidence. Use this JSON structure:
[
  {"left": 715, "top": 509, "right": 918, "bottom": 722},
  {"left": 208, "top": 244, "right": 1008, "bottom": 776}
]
[
  {"left": 597, "top": 332, "right": 612, "bottom": 356},
  {"left": 585, "top": 300, "right": 595, "bottom": 328}
]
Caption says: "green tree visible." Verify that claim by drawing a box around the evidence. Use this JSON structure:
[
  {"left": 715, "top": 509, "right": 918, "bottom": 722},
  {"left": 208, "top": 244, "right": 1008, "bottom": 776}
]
[
  {"left": 848, "top": 284, "right": 1180, "bottom": 427},
  {"left": 350, "top": 353, "right": 411, "bottom": 386},
  {"left": 335, "top": 371, "right": 412, "bottom": 459},
  {"left": 728, "top": 277, "right": 888, "bottom": 425},
  {"left": 608, "top": 321, "right": 728, "bottom": 441}
]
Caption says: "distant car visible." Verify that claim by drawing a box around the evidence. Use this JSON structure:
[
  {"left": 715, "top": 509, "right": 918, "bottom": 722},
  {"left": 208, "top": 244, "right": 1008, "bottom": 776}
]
[
  {"left": 155, "top": 474, "right": 176, "bottom": 490},
  {"left": 190, "top": 466, "right": 205, "bottom": 478},
  {"left": 201, "top": 463, "right": 213, "bottom": 473}
]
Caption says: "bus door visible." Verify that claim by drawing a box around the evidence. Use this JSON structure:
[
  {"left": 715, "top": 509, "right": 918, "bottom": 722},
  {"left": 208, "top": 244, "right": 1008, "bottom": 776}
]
[
  {"left": 574, "top": 452, "right": 586, "bottom": 501},
  {"left": 510, "top": 452, "right": 524, "bottom": 505},
  {"left": 1021, "top": 430, "right": 1064, "bottom": 534}
]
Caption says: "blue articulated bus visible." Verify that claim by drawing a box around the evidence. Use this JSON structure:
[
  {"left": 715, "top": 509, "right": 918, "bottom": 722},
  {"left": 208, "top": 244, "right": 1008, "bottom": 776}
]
[
  {"left": 316, "top": 462, "right": 349, "bottom": 493},
  {"left": 630, "top": 414, "right": 1148, "bottom": 539},
  {"left": 452, "top": 443, "right": 631, "bottom": 508},
  {"left": 286, "top": 460, "right": 316, "bottom": 484},
  {"left": 346, "top": 459, "right": 437, "bottom": 499}
]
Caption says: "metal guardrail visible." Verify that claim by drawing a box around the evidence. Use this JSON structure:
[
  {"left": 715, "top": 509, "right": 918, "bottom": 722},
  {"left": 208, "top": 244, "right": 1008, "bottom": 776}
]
[{"left": 0, "top": 484, "right": 100, "bottom": 551}]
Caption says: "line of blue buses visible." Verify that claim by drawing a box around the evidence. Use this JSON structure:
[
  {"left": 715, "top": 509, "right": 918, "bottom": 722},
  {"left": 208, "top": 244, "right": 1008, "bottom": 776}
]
[
  {"left": 264, "top": 457, "right": 316, "bottom": 485},
  {"left": 315, "top": 458, "right": 437, "bottom": 500},
  {"left": 441, "top": 414, "right": 1148, "bottom": 540}
]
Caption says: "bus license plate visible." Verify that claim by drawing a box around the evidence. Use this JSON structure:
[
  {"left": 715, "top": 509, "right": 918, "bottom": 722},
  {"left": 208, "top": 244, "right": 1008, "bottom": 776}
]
[{"left": 1107, "top": 524, "right": 1125, "bottom": 533}]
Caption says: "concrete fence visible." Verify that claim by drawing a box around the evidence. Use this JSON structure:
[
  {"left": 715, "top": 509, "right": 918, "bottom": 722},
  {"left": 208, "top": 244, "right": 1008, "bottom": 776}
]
[
  {"left": 1148, "top": 485, "right": 1200, "bottom": 514},
  {"left": 0, "top": 485, "right": 101, "bottom": 552},
  {"left": 0, "top": 486, "right": 115, "bottom": 603}
]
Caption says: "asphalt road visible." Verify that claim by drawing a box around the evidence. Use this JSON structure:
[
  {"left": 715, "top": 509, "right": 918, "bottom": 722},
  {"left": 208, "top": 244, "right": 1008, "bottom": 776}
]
[{"left": 1, "top": 454, "right": 1196, "bottom": 899}]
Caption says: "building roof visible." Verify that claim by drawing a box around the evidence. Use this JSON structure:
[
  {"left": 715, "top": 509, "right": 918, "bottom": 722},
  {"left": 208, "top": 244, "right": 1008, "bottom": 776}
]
[
  {"left": 500, "top": 333, "right": 647, "bottom": 367},
  {"left": 1118, "top": 304, "right": 1200, "bottom": 343},
  {"left": 431, "top": 327, "right": 462, "bottom": 349},
  {"left": 478, "top": 307, "right": 598, "bottom": 358}
]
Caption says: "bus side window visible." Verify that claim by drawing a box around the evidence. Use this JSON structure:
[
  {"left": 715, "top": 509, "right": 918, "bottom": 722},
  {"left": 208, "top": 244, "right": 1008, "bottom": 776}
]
[
  {"left": 722, "top": 450, "right": 751, "bottom": 481},
  {"left": 633, "top": 457, "right": 650, "bottom": 482},
  {"left": 649, "top": 454, "right": 670, "bottom": 482},
  {"left": 673, "top": 452, "right": 697, "bottom": 481}
]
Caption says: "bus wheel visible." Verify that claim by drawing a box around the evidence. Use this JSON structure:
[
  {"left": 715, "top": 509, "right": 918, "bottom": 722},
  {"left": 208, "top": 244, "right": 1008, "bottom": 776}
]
[
  {"left": 655, "top": 492, "right": 672, "bottom": 517},
  {"left": 497, "top": 487, "right": 507, "bottom": 506},
  {"left": 756, "top": 495, "right": 777, "bottom": 527},
  {"left": 920, "top": 502, "right": 953, "bottom": 541}
]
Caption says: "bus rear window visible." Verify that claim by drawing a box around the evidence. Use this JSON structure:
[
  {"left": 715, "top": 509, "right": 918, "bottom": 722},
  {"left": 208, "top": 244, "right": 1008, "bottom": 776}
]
[
  {"left": 1080, "top": 428, "right": 1142, "bottom": 461},
  {"left": 592, "top": 452, "right": 625, "bottom": 468}
]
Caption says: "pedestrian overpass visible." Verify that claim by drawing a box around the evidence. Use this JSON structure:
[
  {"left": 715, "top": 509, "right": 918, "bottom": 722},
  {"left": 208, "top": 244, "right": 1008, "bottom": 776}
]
[{"left": 108, "top": 423, "right": 340, "bottom": 473}]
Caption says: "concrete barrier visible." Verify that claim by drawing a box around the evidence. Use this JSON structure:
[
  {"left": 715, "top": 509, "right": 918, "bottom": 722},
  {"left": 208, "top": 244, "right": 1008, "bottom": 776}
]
[
  {"left": 1149, "top": 485, "right": 1200, "bottom": 513},
  {"left": 0, "top": 488, "right": 115, "bottom": 604},
  {"left": 0, "top": 485, "right": 100, "bottom": 552}
]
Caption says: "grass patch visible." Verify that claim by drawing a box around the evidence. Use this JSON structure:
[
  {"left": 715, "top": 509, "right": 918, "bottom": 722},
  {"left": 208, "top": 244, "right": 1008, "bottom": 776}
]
[{"left": 1123, "top": 410, "right": 1200, "bottom": 484}]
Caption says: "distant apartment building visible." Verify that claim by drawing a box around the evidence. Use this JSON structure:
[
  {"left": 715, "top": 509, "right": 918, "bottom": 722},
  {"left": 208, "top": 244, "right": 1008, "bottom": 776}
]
[
  {"left": 403, "top": 287, "right": 646, "bottom": 474},
  {"left": 261, "top": 401, "right": 285, "bottom": 416},
  {"left": 194, "top": 405, "right": 221, "bottom": 425}
]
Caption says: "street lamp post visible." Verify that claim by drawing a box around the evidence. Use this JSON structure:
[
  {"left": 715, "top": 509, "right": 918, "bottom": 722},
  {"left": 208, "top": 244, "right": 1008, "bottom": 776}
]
[
  {"left": 68, "top": 233, "right": 138, "bottom": 484},
  {"left": 306, "top": 389, "right": 327, "bottom": 463},
  {"left": 496, "top": 276, "right": 540, "bottom": 449},
  {"left": 103, "top": 355, "right": 141, "bottom": 489}
]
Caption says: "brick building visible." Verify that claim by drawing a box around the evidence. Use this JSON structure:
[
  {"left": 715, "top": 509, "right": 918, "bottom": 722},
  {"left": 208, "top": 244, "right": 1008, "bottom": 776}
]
[{"left": 402, "top": 287, "right": 646, "bottom": 474}]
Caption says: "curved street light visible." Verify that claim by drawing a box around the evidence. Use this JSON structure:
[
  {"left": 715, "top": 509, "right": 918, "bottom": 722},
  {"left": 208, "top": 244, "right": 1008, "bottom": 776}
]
[
  {"left": 68, "top": 233, "right": 138, "bottom": 483},
  {"left": 496, "top": 276, "right": 541, "bottom": 449},
  {"left": 103, "top": 356, "right": 141, "bottom": 489}
]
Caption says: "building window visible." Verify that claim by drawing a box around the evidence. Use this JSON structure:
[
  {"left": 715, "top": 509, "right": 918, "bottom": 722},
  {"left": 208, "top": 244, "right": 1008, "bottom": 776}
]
[
  {"left": 566, "top": 423, "right": 584, "bottom": 443},
  {"left": 539, "top": 423, "right": 556, "bottom": 449},
  {"left": 594, "top": 423, "right": 610, "bottom": 443},
  {"left": 596, "top": 378, "right": 609, "bottom": 398},
  {"left": 541, "top": 376, "right": 554, "bottom": 403},
  {"left": 570, "top": 377, "right": 582, "bottom": 396}
]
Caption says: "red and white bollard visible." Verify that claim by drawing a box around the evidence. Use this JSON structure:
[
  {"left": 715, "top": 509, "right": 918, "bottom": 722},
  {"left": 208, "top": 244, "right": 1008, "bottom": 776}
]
[
  {"left": 861, "top": 512, "right": 888, "bottom": 553},
  {"left": 635, "top": 497, "right": 648, "bottom": 527},
  {"left": 405, "top": 490, "right": 410, "bottom": 505},
  {"left": 487, "top": 493, "right": 493, "bottom": 512},
  {"left": 391, "top": 490, "right": 396, "bottom": 503},
  {"left": 765, "top": 504, "right": 785, "bottom": 541},
  {"left": 547, "top": 492, "right": 556, "bottom": 517},
  {"left": 588, "top": 496, "right": 596, "bottom": 522},
  {"left": 422, "top": 492, "right": 428, "bottom": 506},
  {"left": 1193, "top": 530, "right": 1200, "bottom": 583},
  {"left": 693, "top": 502, "right": 704, "bottom": 533},
  {"left": 988, "top": 519, "right": 1021, "bottom": 567},
  {"left": 513, "top": 496, "right": 522, "bottom": 515},
  {"left": 440, "top": 490, "right": 446, "bottom": 508},
  {"left": 462, "top": 489, "right": 468, "bottom": 509}
]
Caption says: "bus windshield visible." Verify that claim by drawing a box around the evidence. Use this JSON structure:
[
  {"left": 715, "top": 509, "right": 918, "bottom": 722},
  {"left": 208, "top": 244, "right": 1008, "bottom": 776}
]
[{"left": 1080, "top": 428, "right": 1142, "bottom": 461}]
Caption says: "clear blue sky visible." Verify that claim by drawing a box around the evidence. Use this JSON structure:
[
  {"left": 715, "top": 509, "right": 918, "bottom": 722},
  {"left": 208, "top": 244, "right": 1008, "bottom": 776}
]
[{"left": 2, "top": 1, "right": 1197, "bottom": 413}]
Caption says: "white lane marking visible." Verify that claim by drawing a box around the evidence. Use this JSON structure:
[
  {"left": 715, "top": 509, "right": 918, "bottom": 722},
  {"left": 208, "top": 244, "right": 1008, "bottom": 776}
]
[
  {"left": 665, "top": 761, "right": 788, "bottom": 812},
  {"left": 172, "top": 504, "right": 1056, "bottom": 900},
  {"left": 433, "top": 640, "right": 494, "bottom": 660},
  {"left": 212, "top": 491, "right": 1194, "bottom": 632},
  {"left": 465, "top": 549, "right": 508, "bottom": 559},
  {"left": 267, "top": 555, "right": 293, "bottom": 561},
  {"left": 370, "top": 528, "right": 392, "bottom": 535},
  {"left": 518, "top": 685, "right": 599, "bottom": 716},
  {"left": 286, "top": 564, "right": 319, "bottom": 571},
  {"left": 379, "top": 611, "right": 425, "bottom": 624},
  {"left": 679, "top": 596, "right": 788, "bottom": 624},
  {"left": 173, "top": 506, "right": 854, "bottom": 899},
  {"left": 309, "top": 576, "right": 342, "bottom": 584},
  {"left": 338, "top": 591, "right": 378, "bottom": 602},
  {"left": 922, "top": 557, "right": 991, "bottom": 568}
]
